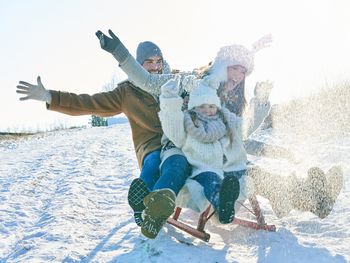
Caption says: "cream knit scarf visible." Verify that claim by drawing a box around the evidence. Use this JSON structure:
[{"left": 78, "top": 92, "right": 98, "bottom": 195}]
[{"left": 184, "top": 110, "right": 227, "bottom": 143}]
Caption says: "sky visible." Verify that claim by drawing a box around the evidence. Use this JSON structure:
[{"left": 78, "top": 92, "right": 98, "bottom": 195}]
[{"left": 1, "top": 0, "right": 350, "bottom": 132}]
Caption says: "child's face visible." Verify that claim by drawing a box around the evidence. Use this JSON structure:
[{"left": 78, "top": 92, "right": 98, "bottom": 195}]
[
  {"left": 227, "top": 65, "right": 246, "bottom": 85},
  {"left": 195, "top": 104, "right": 218, "bottom": 116}
]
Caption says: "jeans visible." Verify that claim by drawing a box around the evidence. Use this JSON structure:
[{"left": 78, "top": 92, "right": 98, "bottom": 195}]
[
  {"left": 192, "top": 172, "right": 222, "bottom": 210},
  {"left": 153, "top": 155, "right": 191, "bottom": 195},
  {"left": 139, "top": 150, "right": 161, "bottom": 191}
]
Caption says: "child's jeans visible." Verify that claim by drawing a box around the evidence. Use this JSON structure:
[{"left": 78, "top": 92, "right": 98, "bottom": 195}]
[{"left": 192, "top": 172, "right": 222, "bottom": 210}]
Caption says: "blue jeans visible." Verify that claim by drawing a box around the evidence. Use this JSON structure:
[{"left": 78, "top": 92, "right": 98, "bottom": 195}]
[
  {"left": 153, "top": 155, "right": 191, "bottom": 195},
  {"left": 140, "top": 150, "right": 161, "bottom": 191},
  {"left": 193, "top": 172, "right": 222, "bottom": 210}
]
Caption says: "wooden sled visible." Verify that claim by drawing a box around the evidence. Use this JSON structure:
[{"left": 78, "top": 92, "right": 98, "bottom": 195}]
[{"left": 167, "top": 195, "right": 276, "bottom": 242}]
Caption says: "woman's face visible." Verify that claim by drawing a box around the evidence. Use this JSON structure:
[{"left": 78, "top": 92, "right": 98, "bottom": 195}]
[
  {"left": 227, "top": 65, "right": 246, "bottom": 85},
  {"left": 195, "top": 104, "right": 218, "bottom": 116}
]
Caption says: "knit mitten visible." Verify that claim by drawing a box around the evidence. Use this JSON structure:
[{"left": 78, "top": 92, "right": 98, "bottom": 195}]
[{"left": 161, "top": 79, "right": 180, "bottom": 98}]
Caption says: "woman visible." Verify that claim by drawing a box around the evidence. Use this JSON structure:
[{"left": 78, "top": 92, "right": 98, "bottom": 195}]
[{"left": 203, "top": 42, "right": 344, "bottom": 219}]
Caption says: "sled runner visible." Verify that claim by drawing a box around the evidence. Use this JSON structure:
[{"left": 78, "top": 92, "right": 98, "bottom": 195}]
[{"left": 167, "top": 195, "right": 276, "bottom": 242}]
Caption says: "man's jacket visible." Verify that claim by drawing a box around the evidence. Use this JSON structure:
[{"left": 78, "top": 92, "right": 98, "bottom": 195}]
[{"left": 47, "top": 80, "right": 163, "bottom": 167}]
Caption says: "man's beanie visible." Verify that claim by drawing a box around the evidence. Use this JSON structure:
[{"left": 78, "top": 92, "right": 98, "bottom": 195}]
[{"left": 136, "top": 41, "right": 163, "bottom": 65}]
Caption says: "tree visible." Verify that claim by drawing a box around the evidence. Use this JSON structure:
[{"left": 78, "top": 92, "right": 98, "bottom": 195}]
[{"left": 90, "top": 115, "right": 108, "bottom": 127}]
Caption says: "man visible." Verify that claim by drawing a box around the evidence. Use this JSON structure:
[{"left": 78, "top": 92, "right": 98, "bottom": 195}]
[{"left": 16, "top": 40, "right": 191, "bottom": 239}]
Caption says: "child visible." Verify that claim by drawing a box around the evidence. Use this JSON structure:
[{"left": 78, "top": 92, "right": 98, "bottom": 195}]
[{"left": 158, "top": 76, "right": 249, "bottom": 224}]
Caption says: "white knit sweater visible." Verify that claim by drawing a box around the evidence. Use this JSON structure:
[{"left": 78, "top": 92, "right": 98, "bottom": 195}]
[{"left": 158, "top": 95, "right": 247, "bottom": 179}]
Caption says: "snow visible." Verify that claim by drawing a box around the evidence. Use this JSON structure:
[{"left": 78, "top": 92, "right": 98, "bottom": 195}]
[{"left": 1, "top": 122, "right": 349, "bottom": 262}]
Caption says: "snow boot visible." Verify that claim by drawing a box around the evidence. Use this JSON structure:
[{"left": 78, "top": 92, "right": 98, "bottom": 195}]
[
  {"left": 307, "top": 167, "right": 333, "bottom": 219},
  {"left": 248, "top": 166, "right": 294, "bottom": 218},
  {"left": 325, "top": 165, "right": 343, "bottom": 203},
  {"left": 292, "top": 167, "right": 333, "bottom": 219},
  {"left": 141, "top": 189, "right": 176, "bottom": 239},
  {"left": 128, "top": 178, "right": 150, "bottom": 227},
  {"left": 308, "top": 165, "right": 344, "bottom": 218},
  {"left": 218, "top": 175, "right": 240, "bottom": 224}
]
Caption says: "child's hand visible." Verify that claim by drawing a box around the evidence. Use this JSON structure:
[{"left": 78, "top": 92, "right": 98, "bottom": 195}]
[{"left": 161, "top": 78, "right": 179, "bottom": 98}]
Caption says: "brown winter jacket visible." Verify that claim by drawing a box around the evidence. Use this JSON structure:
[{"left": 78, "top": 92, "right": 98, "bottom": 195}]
[{"left": 47, "top": 80, "right": 163, "bottom": 168}]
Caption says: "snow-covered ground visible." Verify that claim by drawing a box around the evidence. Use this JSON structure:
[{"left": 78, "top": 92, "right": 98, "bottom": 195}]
[{"left": 0, "top": 120, "right": 349, "bottom": 262}]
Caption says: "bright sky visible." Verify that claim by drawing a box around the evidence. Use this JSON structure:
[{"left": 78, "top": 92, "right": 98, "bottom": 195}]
[{"left": 1, "top": 0, "right": 349, "bottom": 132}]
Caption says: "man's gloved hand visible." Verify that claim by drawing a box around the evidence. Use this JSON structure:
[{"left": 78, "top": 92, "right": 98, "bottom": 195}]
[
  {"left": 95, "top": 29, "right": 129, "bottom": 63},
  {"left": 161, "top": 78, "right": 180, "bottom": 98},
  {"left": 16, "top": 76, "right": 52, "bottom": 104},
  {"left": 95, "top": 29, "right": 121, "bottom": 53}
]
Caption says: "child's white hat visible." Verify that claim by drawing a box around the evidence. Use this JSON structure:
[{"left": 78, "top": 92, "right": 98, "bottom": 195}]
[{"left": 188, "top": 76, "right": 221, "bottom": 110}]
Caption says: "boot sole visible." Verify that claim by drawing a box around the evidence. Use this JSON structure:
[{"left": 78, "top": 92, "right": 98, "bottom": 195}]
[
  {"left": 128, "top": 178, "right": 150, "bottom": 211},
  {"left": 128, "top": 178, "right": 150, "bottom": 226},
  {"left": 141, "top": 189, "right": 176, "bottom": 239}
]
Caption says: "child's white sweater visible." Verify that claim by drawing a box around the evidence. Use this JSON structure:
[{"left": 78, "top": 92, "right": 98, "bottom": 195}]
[{"left": 158, "top": 95, "right": 247, "bottom": 178}]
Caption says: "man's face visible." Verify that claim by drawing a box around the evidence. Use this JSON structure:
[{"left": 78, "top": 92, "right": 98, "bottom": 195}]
[{"left": 142, "top": 56, "right": 163, "bottom": 74}]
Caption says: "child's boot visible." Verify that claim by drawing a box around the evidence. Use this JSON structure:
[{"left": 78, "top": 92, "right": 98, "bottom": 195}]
[{"left": 218, "top": 176, "right": 240, "bottom": 224}]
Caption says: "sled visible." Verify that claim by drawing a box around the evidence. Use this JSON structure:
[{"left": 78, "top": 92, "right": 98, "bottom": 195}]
[{"left": 167, "top": 195, "right": 276, "bottom": 242}]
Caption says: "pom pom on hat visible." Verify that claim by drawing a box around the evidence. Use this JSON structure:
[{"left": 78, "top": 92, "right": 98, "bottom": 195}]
[{"left": 188, "top": 76, "right": 221, "bottom": 110}]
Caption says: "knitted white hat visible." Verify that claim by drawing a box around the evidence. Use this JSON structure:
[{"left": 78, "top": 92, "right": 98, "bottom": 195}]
[
  {"left": 188, "top": 76, "right": 221, "bottom": 110},
  {"left": 209, "top": 44, "right": 254, "bottom": 83},
  {"left": 209, "top": 34, "right": 272, "bottom": 82}
]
